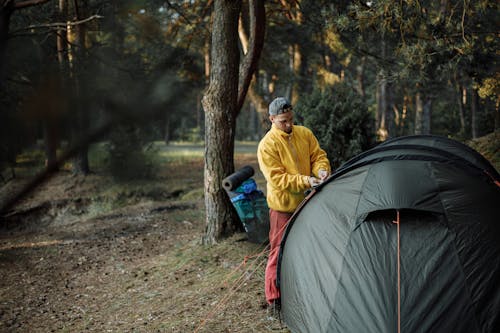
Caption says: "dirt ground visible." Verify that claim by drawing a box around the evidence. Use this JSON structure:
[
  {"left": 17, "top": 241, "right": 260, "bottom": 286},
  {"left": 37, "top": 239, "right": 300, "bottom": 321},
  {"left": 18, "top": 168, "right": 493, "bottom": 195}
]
[{"left": 0, "top": 154, "right": 290, "bottom": 332}]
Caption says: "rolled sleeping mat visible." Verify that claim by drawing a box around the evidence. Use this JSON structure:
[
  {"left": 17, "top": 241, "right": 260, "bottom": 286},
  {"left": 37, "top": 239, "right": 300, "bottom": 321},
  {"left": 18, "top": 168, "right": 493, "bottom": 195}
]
[{"left": 222, "top": 165, "right": 255, "bottom": 191}]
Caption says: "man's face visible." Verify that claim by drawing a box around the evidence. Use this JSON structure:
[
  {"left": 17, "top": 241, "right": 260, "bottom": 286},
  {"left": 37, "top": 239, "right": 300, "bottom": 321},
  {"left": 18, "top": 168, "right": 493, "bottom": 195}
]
[{"left": 270, "top": 111, "right": 294, "bottom": 134}]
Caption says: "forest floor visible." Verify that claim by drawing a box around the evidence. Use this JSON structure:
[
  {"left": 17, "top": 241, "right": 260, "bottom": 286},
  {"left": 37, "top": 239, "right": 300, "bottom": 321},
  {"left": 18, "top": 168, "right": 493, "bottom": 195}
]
[{"left": 0, "top": 144, "right": 289, "bottom": 333}]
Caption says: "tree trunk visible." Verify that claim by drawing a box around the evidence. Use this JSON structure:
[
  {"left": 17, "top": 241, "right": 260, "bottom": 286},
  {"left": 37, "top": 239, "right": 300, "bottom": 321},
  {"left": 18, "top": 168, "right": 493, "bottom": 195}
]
[
  {"left": 400, "top": 94, "right": 410, "bottom": 136},
  {"left": 202, "top": 0, "right": 242, "bottom": 245},
  {"left": 42, "top": 0, "right": 68, "bottom": 173},
  {"left": 236, "top": 0, "right": 265, "bottom": 113},
  {"left": 415, "top": 90, "right": 423, "bottom": 135},
  {"left": 69, "top": 0, "right": 89, "bottom": 174},
  {"left": 422, "top": 97, "right": 432, "bottom": 134},
  {"left": 414, "top": 89, "right": 432, "bottom": 135},
  {"left": 57, "top": 0, "right": 68, "bottom": 67},
  {"left": 376, "top": 37, "right": 390, "bottom": 141},
  {"left": 0, "top": 1, "right": 14, "bottom": 87},
  {"left": 290, "top": 42, "right": 302, "bottom": 105},
  {"left": 471, "top": 85, "right": 479, "bottom": 139},
  {"left": 376, "top": 68, "right": 388, "bottom": 140},
  {"left": 455, "top": 79, "right": 466, "bottom": 134},
  {"left": 355, "top": 56, "right": 366, "bottom": 98},
  {"left": 387, "top": 81, "right": 395, "bottom": 138},
  {"left": 496, "top": 101, "right": 500, "bottom": 132}
]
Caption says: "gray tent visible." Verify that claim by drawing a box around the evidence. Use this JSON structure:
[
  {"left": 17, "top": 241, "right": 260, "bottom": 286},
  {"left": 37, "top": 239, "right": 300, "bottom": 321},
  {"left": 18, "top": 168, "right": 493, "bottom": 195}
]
[{"left": 277, "top": 135, "right": 500, "bottom": 333}]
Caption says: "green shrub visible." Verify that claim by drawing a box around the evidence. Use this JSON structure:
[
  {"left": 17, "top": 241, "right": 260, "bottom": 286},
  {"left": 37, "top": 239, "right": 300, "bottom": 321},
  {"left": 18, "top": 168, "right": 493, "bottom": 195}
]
[
  {"left": 295, "top": 83, "right": 375, "bottom": 169},
  {"left": 106, "top": 125, "right": 160, "bottom": 181}
]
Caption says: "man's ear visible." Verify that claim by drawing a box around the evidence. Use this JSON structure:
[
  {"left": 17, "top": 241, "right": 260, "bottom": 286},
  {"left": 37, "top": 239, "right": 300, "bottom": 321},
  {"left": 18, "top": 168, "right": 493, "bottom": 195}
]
[{"left": 269, "top": 115, "right": 274, "bottom": 123}]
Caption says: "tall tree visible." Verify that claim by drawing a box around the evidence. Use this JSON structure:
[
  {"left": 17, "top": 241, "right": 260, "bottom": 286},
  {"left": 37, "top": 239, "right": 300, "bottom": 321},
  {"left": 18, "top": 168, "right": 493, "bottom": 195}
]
[
  {"left": 202, "top": 0, "right": 265, "bottom": 244},
  {"left": 68, "top": 0, "right": 90, "bottom": 174}
]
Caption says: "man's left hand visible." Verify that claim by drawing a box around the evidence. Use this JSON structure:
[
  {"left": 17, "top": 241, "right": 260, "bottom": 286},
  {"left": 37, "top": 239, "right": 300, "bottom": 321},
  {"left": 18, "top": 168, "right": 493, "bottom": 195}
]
[{"left": 318, "top": 169, "right": 329, "bottom": 181}]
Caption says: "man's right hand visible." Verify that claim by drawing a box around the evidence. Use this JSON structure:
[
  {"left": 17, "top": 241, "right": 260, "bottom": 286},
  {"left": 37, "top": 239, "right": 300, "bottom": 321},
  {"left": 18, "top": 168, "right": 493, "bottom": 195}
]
[{"left": 318, "top": 169, "right": 330, "bottom": 181}]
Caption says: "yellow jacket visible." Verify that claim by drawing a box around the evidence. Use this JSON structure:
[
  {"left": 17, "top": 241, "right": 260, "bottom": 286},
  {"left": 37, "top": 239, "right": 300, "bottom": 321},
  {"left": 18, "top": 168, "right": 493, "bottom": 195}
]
[{"left": 257, "top": 124, "right": 331, "bottom": 213}]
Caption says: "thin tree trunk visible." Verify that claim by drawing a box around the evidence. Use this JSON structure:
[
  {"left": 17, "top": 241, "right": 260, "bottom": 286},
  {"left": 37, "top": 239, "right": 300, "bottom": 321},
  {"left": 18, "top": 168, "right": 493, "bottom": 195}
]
[
  {"left": 471, "top": 85, "right": 479, "bottom": 139},
  {"left": 495, "top": 100, "right": 500, "bottom": 132},
  {"left": 376, "top": 37, "right": 389, "bottom": 141},
  {"left": 422, "top": 97, "right": 432, "bottom": 134},
  {"left": 355, "top": 56, "right": 366, "bottom": 98},
  {"left": 387, "top": 81, "right": 395, "bottom": 138},
  {"left": 236, "top": 0, "right": 265, "bottom": 113},
  {"left": 290, "top": 43, "right": 302, "bottom": 105},
  {"left": 57, "top": 0, "right": 67, "bottom": 67},
  {"left": 69, "top": 0, "right": 89, "bottom": 174},
  {"left": 415, "top": 90, "right": 423, "bottom": 135},
  {"left": 376, "top": 68, "right": 388, "bottom": 140},
  {"left": 401, "top": 94, "right": 410, "bottom": 136},
  {"left": 0, "top": 1, "right": 14, "bottom": 88},
  {"left": 42, "top": 0, "right": 68, "bottom": 172},
  {"left": 247, "top": 78, "right": 268, "bottom": 116},
  {"left": 202, "top": 0, "right": 242, "bottom": 245},
  {"left": 455, "top": 79, "right": 466, "bottom": 134}
]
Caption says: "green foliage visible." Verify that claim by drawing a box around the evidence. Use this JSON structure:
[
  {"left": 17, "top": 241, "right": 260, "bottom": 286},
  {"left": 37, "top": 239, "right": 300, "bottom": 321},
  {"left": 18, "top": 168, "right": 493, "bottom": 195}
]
[
  {"left": 175, "top": 126, "right": 203, "bottom": 143},
  {"left": 294, "top": 83, "right": 375, "bottom": 168},
  {"left": 106, "top": 125, "right": 160, "bottom": 181},
  {"left": 467, "top": 132, "right": 500, "bottom": 172}
]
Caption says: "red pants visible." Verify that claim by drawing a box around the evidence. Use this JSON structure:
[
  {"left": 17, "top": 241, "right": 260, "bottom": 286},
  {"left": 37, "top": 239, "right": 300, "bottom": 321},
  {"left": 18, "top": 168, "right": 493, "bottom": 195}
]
[{"left": 265, "top": 209, "right": 293, "bottom": 304}]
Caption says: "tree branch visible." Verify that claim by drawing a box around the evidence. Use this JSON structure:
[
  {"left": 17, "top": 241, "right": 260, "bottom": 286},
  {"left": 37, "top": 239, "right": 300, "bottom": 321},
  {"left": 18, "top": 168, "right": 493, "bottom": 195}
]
[
  {"left": 13, "top": 0, "right": 51, "bottom": 9},
  {"left": 164, "top": 0, "right": 194, "bottom": 26},
  {"left": 236, "top": 0, "right": 265, "bottom": 114},
  {"left": 9, "top": 14, "right": 103, "bottom": 34}
]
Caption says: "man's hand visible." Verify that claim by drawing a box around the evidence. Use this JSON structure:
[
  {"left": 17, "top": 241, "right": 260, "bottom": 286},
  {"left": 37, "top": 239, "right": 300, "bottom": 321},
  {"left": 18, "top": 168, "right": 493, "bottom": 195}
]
[
  {"left": 318, "top": 169, "right": 330, "bottom": 181},
  {"left": 308, "top": 176, "right": 322, "bottom": 187}
]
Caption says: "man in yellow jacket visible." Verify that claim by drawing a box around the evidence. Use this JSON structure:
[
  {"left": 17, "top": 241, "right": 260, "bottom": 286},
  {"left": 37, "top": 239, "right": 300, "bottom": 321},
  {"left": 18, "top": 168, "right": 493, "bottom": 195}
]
[{"left": 257, "top": 96, "right": 331, "bottom": 309}]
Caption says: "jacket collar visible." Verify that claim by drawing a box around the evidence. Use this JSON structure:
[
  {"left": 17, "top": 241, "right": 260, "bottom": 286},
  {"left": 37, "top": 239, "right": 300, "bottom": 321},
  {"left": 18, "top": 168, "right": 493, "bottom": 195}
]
[{"left": 271, "top": 123, "right": 294, "bottom": 138}]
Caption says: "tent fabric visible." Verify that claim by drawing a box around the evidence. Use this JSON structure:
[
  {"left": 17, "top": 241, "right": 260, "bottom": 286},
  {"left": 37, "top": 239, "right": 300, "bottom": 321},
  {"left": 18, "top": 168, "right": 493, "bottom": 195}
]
[{"left": 277, "top": 135, "right": 500, "bottom": 333}]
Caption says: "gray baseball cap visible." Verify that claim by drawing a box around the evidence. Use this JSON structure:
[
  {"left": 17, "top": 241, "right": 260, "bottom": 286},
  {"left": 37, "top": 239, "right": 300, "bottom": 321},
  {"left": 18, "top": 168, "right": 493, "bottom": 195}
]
[{"left": 268, "top": 97, "right": 292, "bottom": 115}]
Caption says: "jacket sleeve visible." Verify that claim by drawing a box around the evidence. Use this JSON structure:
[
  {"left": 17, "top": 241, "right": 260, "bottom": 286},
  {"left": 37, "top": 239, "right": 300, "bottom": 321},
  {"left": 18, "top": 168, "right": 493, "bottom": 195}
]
[
  {"left": 307, "top": 130, "right": 331, "bottom": 177},
  {"left": 257, "top": 142, "right": 310, "bottom": 194}
]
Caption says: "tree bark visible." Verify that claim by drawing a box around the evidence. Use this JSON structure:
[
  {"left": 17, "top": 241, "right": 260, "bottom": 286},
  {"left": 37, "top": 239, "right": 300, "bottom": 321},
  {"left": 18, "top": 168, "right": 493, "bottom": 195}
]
[
  {"left": 202, "top": 0, "right": 242, "bottom": 245},
  {"left": 56, "top": 0, "right": 67, "bottom": 67},
  {"left": 289, "top": 43, "right": 302, "bottom": 105},
  {"left": 454, "top": 78, "right": 466, "bottom": 134},
  {"left": 202, "top": 0, "right": 265, "bottom": 244},
  {"left": 471, "top": 85, "right": 479, "bottom": 139},
  {"left": 415, "top": 90, "right": 423, "bottom": 135},
  {"left": 422, "top": 97, "right": 432, "bottom": 134},
  {"left": 236, "top": 0, "right": 265, "bottom": 113},
  {"left": 355, "top": 56, "right": 366, "bottom": 98},
  {"left": 42, "top": 0, "right": 68, "bottom": 173},
  {"left": 0, "top": 1, "right": 14, "bottom": 88},
  {"left": 376, "top": 68, "right": 388, "bottom": 140},
  {"left": 69, "top": 0, "right": 89, "bottom": 174},
  {"left": 414, "top": 89, "right": 432, "bottom": 135}
]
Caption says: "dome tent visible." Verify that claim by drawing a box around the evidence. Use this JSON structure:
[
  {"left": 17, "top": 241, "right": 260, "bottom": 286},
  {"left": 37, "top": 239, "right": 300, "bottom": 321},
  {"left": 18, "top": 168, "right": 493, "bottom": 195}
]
[{"left": 277, "top": 135, "right": 500, "bottom": 333}]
